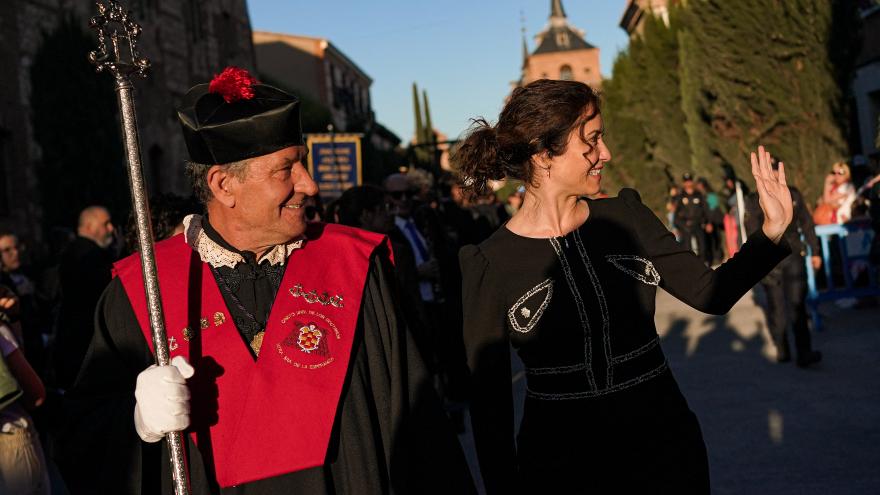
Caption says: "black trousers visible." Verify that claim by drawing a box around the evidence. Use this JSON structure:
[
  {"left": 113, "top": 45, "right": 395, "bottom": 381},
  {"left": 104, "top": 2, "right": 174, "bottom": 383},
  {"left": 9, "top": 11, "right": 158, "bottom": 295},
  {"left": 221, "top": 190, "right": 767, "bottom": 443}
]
[
  {"left": 679, "top": 226, "right": 706, "bottom": 259},
  {"left": 760, "top": 254, "right": 813, "bottom": 360}
]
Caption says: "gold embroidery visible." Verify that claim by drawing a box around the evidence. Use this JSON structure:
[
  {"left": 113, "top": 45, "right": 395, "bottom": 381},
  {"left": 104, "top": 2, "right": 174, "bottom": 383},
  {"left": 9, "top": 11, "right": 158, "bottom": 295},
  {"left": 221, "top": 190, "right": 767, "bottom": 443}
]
[
  {"left": 250, "top": 331, "right": 265, "bottom": 356},
  {"left": 289, "top": 284, "right": 344, "bottom": 308},
  {"left": 200, "top": 318, "right": 209, "bottom": 330},
  {"left": 182, "top": 327, "right": 194, "bottom": 342},
  {"left": 213, "top": 312, "right": 226, "bottom": 326}
]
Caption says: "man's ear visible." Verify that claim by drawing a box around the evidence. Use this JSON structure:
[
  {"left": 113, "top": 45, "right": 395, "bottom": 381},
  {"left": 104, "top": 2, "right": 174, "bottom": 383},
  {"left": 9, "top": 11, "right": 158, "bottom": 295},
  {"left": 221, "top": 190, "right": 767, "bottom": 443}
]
[{"left": 206, "top": 165, "right": 236, "bottom": 208}]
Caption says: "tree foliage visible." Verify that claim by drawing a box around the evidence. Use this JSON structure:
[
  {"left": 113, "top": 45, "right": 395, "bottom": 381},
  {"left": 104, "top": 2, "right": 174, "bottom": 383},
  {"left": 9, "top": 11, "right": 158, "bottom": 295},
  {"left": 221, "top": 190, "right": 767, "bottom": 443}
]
[
  {"left": 679, "top": 0, "right": 856, "bottom": 204},
  {"left": 602, "top": 8, "right": 689, "bottom": 212},
  {"left": 604, "top": 0, "right": 860, "bottom": 210}
]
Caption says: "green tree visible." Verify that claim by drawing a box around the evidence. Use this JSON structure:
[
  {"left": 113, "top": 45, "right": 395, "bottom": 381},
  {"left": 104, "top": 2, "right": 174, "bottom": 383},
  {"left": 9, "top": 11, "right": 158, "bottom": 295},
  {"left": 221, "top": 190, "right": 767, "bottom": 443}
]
[
  {"left": 602, "top": 8, "right": 689, "bottom": 212},
  {"left": 678, "top": 0, "right": 858, "bottom": 204}
]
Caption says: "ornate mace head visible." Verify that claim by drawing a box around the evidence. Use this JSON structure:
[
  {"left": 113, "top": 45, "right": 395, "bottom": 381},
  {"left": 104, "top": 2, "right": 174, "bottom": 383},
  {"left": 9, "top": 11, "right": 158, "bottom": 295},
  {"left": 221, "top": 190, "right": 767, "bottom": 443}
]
[{"left": 88, "top": 1, "right": 150, "bottom": 77}]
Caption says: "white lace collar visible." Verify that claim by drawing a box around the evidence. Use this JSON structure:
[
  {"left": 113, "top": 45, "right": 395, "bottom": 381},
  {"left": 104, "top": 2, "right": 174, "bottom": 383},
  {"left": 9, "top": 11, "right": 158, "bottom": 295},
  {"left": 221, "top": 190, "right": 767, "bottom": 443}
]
[{"left": 182, "top": 214, "right": 304, "bottom": 269}]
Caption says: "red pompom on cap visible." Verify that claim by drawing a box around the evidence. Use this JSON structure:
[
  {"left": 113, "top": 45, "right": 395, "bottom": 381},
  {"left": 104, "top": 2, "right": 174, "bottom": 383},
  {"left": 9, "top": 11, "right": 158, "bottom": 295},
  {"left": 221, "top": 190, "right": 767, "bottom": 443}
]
[{"left": 209, "top": 66, "right": 258, "bottom": 103}]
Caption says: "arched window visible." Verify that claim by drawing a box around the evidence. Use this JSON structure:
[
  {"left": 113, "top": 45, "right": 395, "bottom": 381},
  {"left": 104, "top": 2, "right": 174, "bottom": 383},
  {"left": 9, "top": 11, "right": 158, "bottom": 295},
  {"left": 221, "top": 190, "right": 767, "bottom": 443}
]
[{"left": 559, "top": 65, "right": 573, "bottom": 81}]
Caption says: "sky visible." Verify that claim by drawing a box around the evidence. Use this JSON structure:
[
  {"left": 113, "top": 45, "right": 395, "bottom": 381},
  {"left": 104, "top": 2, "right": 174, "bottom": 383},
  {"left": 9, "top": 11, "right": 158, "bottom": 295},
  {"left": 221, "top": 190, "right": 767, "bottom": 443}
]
[{"left": 247, "top": 0, "right": 631, "bottom": 142}]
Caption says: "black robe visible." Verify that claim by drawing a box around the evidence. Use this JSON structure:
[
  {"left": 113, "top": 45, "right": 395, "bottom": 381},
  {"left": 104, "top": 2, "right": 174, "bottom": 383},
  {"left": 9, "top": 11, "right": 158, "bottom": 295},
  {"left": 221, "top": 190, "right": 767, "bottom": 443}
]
[{"left": 56, "top": 246, "right": 475, "bottom": 494}]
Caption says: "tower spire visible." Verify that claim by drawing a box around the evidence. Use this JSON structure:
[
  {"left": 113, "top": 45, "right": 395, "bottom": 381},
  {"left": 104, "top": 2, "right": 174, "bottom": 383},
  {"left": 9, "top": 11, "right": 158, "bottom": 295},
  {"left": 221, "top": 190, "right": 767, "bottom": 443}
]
[
  {"left": 520, "top": 10, "right": 529, "bottom": 67},
  {"left": 550, "top": 0, "right": 566, "bottom": 19}
]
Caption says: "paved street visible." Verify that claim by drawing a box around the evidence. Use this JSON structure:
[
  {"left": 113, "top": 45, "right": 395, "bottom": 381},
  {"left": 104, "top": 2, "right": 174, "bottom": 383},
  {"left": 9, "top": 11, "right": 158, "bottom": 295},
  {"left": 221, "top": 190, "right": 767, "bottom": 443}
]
[
  {"left": 460, "top": 289, "right": 880, "bottom": 494},
  {"left": 657, "top": 289, "right": 880, "bottom": 495}
]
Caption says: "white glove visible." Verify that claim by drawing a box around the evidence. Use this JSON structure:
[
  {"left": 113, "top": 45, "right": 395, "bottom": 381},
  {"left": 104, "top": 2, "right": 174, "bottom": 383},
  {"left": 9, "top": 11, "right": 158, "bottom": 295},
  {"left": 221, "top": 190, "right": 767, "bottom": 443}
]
[{"left": 133, "top": 355, "right": 195, "bottom": 443}]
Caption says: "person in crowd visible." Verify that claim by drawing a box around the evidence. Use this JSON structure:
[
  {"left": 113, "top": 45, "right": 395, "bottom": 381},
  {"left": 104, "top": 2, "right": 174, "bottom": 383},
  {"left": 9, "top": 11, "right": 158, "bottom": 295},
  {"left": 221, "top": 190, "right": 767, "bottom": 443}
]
[
  {"left": 673, "top": 172, "right": 712, "bottom": 259},
  {"left": 821, "top": 161, "right": 857, "bottom": 224},
  {"left": 303, "top": 194, "right": 324, "bottom": 223},
  {"left": 384, "top": 173, "right": 470, "bottom": 408},
  {"left": 334, "top": 185, "right": 435, "bottom": 368},
  {"left": 58, "top": 68, "right": 473, "bottom": 494},
  {"left": 745, "top": 171, "right": 823, "bottom": 367},
  {"left": 505, "top": 185, "right": 525, "bottom": 216},
  {"left": 720, "top": 165, "right": 751, "bottom": 256},
  {"left": 666, "top": 184, "right": 680, "bottom": 239},
  {"left": 696, "top": 177, "right": 725, "bottom": 264},
  {"left": 454, "top": 79, "right": 793, "bottom": 493},
  {"left": 53, "top": 206, "right": 116, "bottom": 390},
  {"left": 384, "top": 173, "right": 441, "bottom": 308},
  {"left": 124, "top": 193, "right": 200, "bottom": 253},
  {"left": 0, "top": 232, "right": 47, "bottom": 373},
  {"left": 0, "top": 287, "right": 50, "bottom": 495},
  {"left": 437, "top": 174, "right": 481, "bottom": 248}
]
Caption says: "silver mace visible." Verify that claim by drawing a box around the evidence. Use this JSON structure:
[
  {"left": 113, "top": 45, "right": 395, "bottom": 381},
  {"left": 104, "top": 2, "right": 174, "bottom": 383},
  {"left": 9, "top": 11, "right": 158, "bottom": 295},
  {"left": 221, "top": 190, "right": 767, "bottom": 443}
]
[{"left": 88, "top": 2, "right": 190, "bottom": 494}]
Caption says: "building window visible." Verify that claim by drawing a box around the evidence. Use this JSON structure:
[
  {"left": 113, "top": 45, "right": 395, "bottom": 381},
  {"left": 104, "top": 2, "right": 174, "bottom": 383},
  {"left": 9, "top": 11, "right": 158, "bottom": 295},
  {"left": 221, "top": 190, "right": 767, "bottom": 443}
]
[
  {"left": 556, "top": 31, "right": 570, "bottom": 48},
  {"left": 560, "top": 65, "right": 573, "bottom": 81}
]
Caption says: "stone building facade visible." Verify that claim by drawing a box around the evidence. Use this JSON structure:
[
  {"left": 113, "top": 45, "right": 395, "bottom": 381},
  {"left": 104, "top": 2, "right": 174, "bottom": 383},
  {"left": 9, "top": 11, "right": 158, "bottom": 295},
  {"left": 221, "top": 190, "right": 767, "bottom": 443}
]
[
  {"left": 253, "top": 31, "right": 373, "bottom": 133},
  {"left": 620, "top": 0, "right": 675, "bottom": 38},
  {"left": 0, "top": 0, "right": 255, "bottom": 246},
  {"left": 520, "top": 0, "right": 601, "bottom": 89}
]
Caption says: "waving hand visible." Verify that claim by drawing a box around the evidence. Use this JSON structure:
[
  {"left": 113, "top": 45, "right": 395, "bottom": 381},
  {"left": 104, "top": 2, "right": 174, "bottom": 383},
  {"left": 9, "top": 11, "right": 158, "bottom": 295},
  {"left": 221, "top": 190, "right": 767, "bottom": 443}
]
[{"left": 751, "top": 145, "right": 793, "bottom": 243}]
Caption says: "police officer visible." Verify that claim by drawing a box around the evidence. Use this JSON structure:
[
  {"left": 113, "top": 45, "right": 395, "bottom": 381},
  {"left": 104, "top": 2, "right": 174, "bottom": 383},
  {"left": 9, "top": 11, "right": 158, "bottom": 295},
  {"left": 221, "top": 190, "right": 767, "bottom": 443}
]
[
  {"left": 673, "top": 173, "right": 711, "bottom": 258},
  {"left": 744, "top": 167, "right": 823, "bottom": 367}
]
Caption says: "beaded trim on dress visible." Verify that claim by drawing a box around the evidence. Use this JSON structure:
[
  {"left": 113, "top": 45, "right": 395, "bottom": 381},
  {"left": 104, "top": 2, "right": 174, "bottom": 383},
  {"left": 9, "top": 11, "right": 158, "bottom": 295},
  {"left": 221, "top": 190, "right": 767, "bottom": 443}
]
[{"left": 182, "top": 214, "right": 303, "bottom": 269}]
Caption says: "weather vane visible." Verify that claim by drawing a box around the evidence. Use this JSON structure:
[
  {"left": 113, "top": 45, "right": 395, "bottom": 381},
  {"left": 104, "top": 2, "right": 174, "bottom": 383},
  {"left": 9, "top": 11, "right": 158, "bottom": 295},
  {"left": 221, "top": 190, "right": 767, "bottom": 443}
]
[{"left": 88, "top": 2, "right": 189, "bottom": 494}]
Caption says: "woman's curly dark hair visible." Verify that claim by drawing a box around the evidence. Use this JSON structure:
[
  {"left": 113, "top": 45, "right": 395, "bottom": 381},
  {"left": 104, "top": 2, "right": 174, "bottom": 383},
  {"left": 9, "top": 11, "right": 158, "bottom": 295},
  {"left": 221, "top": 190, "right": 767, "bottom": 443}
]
[{"left": 452, "top": 79, "right": 600, "bottom": 196}]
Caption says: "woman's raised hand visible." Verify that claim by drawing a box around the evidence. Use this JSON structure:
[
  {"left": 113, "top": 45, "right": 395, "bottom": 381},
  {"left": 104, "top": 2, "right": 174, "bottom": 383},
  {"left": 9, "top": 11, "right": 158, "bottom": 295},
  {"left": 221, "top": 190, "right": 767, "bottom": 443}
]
[{"left": 751, "top": 145, "right": 793, "bottom": 243}]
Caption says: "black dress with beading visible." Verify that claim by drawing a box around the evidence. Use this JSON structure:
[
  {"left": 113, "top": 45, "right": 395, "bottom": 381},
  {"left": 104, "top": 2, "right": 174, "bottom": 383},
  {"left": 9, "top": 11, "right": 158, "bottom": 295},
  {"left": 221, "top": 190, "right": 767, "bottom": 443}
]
[{"left": 460, "top": 189, "right": 790, "bottom": 494}]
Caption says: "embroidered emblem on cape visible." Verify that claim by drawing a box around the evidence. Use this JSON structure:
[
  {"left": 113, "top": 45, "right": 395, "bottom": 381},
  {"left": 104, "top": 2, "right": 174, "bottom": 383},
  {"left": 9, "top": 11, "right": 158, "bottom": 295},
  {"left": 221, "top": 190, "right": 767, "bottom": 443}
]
[
  {"left": 200, "top": 318, "right": 209, "bottom": 330},
  {"left": 605, "top": 255, "right": 660, "bottom": 286},
  {"left": 508, "top": 279, "right": 554, "bottom": 333},
  {"left": 213, "top": 312, "right": 226, "bottom": 326},
  {"left": 289, "top": 284, "right": 344, "bottom": 308},
  {"left": 168, "top": 336, "right": 179, "bottom": 351},
  {"left": 296, "top": 324, "right": 323, "bottom": 353},
  {"left": 182, "top": 327, "right": 194, "bottom": 342},
  {"left": 276, "top": 309, "right": 338, "bottom": 369}
]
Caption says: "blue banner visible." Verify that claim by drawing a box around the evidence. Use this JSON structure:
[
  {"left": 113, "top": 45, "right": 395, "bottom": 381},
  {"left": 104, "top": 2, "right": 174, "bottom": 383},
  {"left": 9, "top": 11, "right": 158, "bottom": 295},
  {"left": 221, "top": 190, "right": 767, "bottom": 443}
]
[{"left": 306, "top": 134, "right": 362, "bottom": 199}]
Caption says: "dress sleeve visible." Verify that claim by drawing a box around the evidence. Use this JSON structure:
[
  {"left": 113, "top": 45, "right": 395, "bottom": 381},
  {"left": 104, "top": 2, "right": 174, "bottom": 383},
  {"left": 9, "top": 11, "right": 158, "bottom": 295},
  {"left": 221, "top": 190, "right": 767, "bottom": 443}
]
[
  {"left": 459, "top": 245, "right": 518, "bottom": 494},
  {"left": 620, "top": 188, "right": 791, "bottom": 315}
]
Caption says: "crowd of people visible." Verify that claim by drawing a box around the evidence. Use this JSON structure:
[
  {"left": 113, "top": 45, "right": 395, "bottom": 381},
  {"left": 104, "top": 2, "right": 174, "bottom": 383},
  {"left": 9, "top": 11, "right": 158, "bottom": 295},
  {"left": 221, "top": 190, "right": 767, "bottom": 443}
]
[
  {"left": 0, "top": 70, "right": 879, "bottom": 494},
  {"left": 666, "top": 160, "right": 880, "bottom": 266}
]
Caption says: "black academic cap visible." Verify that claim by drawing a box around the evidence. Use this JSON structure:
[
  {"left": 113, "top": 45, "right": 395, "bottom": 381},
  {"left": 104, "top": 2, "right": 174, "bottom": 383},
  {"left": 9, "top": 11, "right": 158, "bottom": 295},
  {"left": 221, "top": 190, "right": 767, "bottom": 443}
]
[{"left": 177, "top": 67, "right": 303, "bottom": 164}]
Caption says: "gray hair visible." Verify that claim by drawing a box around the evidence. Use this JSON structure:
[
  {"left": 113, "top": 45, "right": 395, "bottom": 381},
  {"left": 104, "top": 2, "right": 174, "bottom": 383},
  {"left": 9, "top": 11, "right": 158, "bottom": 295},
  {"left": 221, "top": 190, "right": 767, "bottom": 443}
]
[{"left": 185, "top": 159, "right": 251, "bottom": 205}]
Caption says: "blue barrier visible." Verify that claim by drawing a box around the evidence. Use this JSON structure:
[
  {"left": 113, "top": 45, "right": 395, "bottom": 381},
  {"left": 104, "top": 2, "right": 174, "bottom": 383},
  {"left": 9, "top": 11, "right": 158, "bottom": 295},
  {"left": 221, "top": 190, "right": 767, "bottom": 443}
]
[{"left": 805, "top": 222, "right": 879, "bottom": 331}]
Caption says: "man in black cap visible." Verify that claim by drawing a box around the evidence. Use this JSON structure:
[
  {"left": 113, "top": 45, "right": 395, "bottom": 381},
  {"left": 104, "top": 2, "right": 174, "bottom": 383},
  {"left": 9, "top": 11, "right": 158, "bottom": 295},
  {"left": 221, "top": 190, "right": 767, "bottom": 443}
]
[
  {"left": 59, "top": 67, "right": 473, "bottom": 494},
  {"left": 672, "top": 172, "right": 711, "bottom": 260}
]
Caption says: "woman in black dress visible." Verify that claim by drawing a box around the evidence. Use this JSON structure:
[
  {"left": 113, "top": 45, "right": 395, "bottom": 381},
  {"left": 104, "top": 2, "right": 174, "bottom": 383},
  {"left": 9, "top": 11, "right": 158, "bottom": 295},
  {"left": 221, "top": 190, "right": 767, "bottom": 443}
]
[{"left": 455, "top": 80, "right": 794, "bottom": 494}]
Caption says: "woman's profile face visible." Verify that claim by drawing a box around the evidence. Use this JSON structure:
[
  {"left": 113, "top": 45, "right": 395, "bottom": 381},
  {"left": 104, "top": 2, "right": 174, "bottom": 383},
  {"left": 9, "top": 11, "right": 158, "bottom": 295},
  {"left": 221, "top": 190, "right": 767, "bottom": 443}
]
[{"left": 541, "top": 114, "right": 611, "bottom": 197}]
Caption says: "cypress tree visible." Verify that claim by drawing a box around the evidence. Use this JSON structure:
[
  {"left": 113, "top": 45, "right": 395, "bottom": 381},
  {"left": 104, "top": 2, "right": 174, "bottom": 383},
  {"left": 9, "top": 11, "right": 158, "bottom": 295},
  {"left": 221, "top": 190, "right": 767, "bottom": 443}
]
[
  {"left": 678, "top": 0, "right": 857, "bottom": 203},
  {"left": 602, "top": 8, "right": 689, "bottom": 212},
  {"left": 412, "top": 82, "right": 424, "bottom": 145},
  {"left": 423, "top": 90, "right": 435, "bottom": 145}
]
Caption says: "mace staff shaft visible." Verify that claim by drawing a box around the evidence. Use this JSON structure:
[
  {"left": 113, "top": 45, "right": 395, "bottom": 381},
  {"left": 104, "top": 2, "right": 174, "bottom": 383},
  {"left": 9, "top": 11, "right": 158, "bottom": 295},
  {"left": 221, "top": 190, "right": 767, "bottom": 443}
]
[
  {"left": 90, "top": 2, "right": 190, "bottom": 494},
  {"left": 114, "top": 75, "right": 191, "bottom": 495}
]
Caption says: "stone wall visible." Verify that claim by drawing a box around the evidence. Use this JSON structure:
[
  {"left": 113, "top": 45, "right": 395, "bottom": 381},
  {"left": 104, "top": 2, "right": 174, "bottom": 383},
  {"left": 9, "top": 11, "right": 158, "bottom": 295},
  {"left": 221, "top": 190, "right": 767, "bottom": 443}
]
[{"left": 0, "top": 0, "right": 255, "bottom": 247}]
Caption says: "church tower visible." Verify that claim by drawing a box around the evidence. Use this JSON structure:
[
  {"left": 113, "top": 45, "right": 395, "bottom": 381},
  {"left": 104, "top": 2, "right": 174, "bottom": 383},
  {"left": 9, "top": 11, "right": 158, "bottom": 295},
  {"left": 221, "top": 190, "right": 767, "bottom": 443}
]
[{"left": 521, "top": 0, "right": 601, "bottom": 88}]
